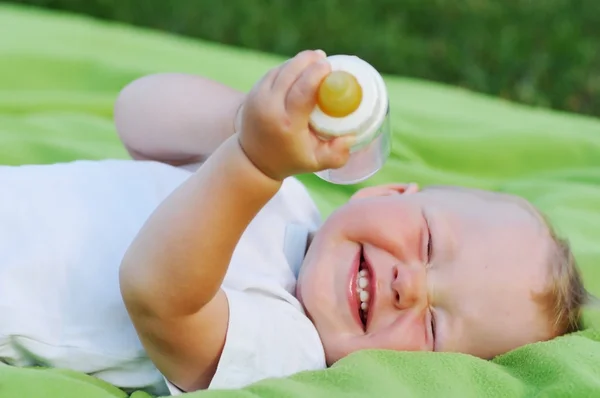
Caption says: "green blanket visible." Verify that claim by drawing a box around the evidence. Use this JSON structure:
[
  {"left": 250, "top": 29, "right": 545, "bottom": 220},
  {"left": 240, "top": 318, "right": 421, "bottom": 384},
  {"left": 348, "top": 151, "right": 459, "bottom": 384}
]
[{"left": 1, "top": 4, "right": 600, "bottom": 398}]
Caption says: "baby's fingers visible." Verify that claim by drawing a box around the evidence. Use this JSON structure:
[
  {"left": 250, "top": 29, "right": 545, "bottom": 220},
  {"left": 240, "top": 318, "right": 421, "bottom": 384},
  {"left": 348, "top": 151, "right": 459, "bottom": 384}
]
[
  {"left": 272, "top": 50, "right": 325, "bottom": 94},
  {"left": 285, "top": 59, "right": 331, "bottom": 115},
  {"left": 314, "top": 135, "right": 355, "bottom": 171},
  {"left": 254, "top": 65, "right": 282, "bottom": 97}
]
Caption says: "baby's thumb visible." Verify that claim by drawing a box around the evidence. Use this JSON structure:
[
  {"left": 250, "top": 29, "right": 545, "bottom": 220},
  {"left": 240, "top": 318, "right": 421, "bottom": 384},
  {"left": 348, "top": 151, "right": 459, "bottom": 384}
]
[{"left": 316, "top": 135, "right": 355, "bottom": 170}]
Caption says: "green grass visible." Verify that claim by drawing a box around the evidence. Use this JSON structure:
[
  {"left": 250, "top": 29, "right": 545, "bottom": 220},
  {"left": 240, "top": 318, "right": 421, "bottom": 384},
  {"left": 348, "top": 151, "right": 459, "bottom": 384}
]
[{"left": 5, "top": 0, "right": 600, "bottom": 117}]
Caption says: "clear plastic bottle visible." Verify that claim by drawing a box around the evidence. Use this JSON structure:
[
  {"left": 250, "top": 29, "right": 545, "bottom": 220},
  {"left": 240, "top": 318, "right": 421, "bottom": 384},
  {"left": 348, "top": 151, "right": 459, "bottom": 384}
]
[{"left": 310, "top": 55, "right": 391, "bottom": 185}]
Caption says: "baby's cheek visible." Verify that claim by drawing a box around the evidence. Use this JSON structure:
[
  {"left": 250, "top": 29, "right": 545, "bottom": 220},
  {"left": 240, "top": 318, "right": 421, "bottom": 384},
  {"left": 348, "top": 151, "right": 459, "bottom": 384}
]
[
  {"left": 326, "top": 314, "right": 430, "bottom": 363},
  {"left": 378, "top": 313, "right": 431, "bottom": 352}
]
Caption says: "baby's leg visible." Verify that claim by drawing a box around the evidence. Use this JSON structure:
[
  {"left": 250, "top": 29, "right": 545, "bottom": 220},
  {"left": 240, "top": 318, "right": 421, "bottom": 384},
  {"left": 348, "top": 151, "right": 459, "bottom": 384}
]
[{"left": 114, "top": 73, "right": 244, "bottom": 169}]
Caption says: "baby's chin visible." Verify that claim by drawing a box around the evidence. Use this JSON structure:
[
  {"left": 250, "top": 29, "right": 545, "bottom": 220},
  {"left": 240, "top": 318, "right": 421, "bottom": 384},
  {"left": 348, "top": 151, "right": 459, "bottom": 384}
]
[
  {"left": 294, "top": 228, "right": 317, "bottom": 293},
  {"left": 306, "top": 230, "right": 316, "bottom": 250},
  {"left": 319, "top": 334, "right": 371, "bottom": 366},
  {"left": 294, "top": 276, "right": 320, "bottom": 329},
  {"left": 295, "top": 261, "right": 312, "bottom": 311},
  {"left": 294, "top": 275, "right": 305, "bottom": 306}
]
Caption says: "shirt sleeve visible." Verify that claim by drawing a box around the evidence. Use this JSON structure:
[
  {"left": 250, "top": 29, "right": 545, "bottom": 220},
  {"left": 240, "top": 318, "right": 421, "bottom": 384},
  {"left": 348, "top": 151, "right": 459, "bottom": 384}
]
[{"left": 164, "top": 287, "right": 326, "bottom": 395}]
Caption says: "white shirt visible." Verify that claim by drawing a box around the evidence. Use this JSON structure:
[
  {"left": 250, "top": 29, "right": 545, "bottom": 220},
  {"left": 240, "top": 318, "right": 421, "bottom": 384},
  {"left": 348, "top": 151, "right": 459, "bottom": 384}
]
[{"left": 0, "top": 160, "right": 326, "bottom": 396}]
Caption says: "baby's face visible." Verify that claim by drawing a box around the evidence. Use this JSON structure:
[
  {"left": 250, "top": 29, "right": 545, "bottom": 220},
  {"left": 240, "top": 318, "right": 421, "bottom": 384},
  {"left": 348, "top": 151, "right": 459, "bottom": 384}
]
[{"left": 296, "top": 184, "right": 554, "bottom": 365}]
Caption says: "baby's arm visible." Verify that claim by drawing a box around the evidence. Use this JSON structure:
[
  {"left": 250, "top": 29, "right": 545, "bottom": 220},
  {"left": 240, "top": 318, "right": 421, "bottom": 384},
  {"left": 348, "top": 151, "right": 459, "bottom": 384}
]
[
  {"left": 119, "top": 50, "right": 347, "bottom": 392},
  {"left": 120, "top": 135, "right": 280, "bottom": 391},
  {"left": 114, "top": 73, "right": 244, "bottom": 167}
]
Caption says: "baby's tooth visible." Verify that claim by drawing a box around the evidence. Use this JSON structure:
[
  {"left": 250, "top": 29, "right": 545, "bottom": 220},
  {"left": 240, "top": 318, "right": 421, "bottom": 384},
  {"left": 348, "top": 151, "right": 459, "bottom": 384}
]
[
  {"left": 359, "top": 290, "right": 370, "bottom": 302},
  {"left": 361, "top": 302, "right": 368, "bottom": 311},
  {"left": 359, "top": 269, "right": 367, "bottom": 277},
  {"left": 358, "top": 277, "right": 369, "bottom": 289}
]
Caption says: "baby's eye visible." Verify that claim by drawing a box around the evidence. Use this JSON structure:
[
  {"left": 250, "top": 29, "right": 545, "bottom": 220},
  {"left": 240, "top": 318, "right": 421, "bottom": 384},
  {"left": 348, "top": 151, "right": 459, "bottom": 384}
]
[
  {"left": 427, "top": 229, "right": 433, "bottom": 262},
  {"left": 430, "top": 309, "right": 436, "bottom": 348},
  {"left": 422, "top": 211, "right": 434, "bottom": 264}
]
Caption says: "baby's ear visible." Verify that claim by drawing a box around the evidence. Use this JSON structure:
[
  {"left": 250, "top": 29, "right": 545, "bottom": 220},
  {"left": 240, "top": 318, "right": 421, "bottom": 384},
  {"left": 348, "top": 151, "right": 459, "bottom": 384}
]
[{"left": 350, "top": 183, "right": 419, "bottom": 200}]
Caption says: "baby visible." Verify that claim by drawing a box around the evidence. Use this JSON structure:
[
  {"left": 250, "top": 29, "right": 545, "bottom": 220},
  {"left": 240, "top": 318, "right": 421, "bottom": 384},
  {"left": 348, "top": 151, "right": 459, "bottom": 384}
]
[{"left": 0, "top": 50, "right": 588, "bottom": 396}]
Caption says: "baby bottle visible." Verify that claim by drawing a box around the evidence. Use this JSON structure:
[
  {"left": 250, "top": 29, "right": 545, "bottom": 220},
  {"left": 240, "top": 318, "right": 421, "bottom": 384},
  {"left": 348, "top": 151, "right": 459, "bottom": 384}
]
[{"left": 310, "top": 55, "right": 391, "bottom": 185}]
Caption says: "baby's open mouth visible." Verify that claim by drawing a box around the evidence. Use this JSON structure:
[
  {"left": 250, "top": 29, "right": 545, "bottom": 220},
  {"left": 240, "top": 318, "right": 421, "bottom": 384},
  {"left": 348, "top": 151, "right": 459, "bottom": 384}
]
[{"left": 356, "top": 251, "right": 372, "bottom": 327}]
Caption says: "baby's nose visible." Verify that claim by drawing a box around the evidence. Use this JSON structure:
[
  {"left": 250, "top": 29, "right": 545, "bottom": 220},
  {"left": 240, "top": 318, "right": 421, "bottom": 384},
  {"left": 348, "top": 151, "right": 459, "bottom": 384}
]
[{"left": 391, "top": 263, "right": 428, "bottom": 310}]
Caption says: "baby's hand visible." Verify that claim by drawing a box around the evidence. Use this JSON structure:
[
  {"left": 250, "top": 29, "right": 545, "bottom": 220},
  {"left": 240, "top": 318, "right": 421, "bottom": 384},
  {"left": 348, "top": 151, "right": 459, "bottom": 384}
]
[{"left": 237, "top": 50, "right": 355, "bottom": 181}]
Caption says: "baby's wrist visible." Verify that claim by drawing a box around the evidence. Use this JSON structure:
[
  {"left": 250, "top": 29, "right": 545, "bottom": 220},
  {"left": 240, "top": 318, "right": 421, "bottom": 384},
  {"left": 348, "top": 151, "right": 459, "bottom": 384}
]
[
  {"left": 233, "top": 99, "right": 245, "bottom": 136},
  {"left": 235, "top": 134, "right": 289, "bottom": 183},
  {"left": 230, "top": 135, "right": 284, "bottom": 187}
]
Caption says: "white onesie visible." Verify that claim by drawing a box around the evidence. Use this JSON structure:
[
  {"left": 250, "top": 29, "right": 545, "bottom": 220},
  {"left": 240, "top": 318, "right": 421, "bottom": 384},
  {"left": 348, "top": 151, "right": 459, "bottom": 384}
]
[{"left": 0, "top": 160, "right": 326, "bottom": 396}]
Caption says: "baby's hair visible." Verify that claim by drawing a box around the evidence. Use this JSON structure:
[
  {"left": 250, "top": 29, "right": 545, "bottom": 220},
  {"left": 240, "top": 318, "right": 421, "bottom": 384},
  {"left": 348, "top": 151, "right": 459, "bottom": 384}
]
[
  {"left": 483, "top": 192, "right": 592, "bottom": 336},
  {"left": 421, "top": 184, "right": 593, "bottom": 337},
  {"left": 536, "top": 214, "right": 591, "bottom": 336}
]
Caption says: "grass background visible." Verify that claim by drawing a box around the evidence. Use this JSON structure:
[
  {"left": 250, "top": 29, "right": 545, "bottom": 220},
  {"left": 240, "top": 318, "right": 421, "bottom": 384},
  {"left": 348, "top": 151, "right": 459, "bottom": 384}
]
[{"left": 4, "top": 0, "right": 600, "bottom": 117}]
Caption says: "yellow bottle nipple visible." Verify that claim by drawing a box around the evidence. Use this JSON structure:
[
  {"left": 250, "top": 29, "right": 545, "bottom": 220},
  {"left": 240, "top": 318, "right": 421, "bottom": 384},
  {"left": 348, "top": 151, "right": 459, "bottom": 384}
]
[{"left": 317, "top": 71, "right": 363, "bottom": 118}]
